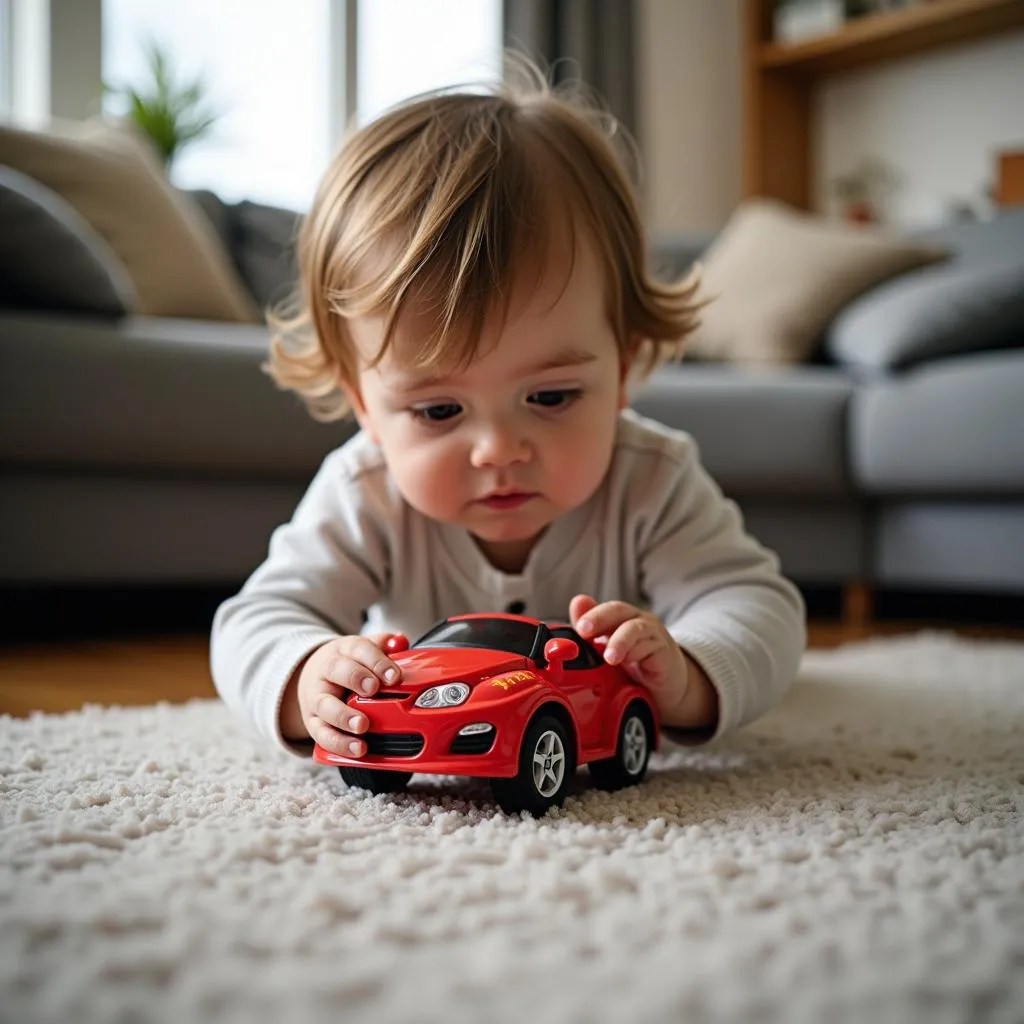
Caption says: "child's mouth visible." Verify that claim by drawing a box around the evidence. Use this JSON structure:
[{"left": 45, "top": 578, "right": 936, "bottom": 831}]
[{"left": 479, "top": 492, "right": 537, "bottom": 510}]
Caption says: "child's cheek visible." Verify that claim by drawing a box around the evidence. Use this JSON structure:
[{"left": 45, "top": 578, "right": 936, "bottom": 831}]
[{"left": 396, "top": 448, "right": 462, "bottom": 517}]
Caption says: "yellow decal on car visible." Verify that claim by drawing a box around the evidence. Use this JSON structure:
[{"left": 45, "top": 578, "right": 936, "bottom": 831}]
[{"left": 490, "top": 671, "right": 536, "bottom": 691}]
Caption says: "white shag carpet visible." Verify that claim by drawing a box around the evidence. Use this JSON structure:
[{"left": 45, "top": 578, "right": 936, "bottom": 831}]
[{"left": 2, "top": 632, "right": 1023, "bottom": 1024}]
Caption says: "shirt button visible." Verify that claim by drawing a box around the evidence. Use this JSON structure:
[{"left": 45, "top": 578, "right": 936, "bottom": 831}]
[{"left": 505, "top": 600, "right": 526, "bottom": 615}]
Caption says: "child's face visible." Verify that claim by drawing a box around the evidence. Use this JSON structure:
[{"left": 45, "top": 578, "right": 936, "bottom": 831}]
[{"left": 345, "top": 242, "right": 628, "bottom": 571}]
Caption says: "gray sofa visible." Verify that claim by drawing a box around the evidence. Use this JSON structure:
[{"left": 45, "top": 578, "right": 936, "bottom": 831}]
[
  {"left": 2, "top": 171, "right": 1022, "bottom": 608},
  {"left": 640, "top": 209, "right": 1024, "bottom": 597}
]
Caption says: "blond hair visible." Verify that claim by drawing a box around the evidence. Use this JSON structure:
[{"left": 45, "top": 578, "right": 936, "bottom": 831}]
[{"left": 268, "top": 59, "right": 701, "bottom": 421}]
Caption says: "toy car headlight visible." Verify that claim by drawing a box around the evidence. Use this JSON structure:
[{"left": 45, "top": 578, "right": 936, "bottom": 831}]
[{"left": 415, "top": 683, "right": 470, "bottom": 708}]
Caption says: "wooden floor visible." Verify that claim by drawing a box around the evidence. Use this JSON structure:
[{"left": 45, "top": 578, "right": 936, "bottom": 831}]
[
  {"left": 2, "top": 621, "right": 1022, "bottom": 717},
  {"left": 0, "top": 636, "right": 216, "bottom": 717}
]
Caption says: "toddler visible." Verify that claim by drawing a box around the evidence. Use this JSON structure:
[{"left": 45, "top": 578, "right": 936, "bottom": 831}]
[{"left": 211, "top": 64, "right": 806, "bottom": 763}]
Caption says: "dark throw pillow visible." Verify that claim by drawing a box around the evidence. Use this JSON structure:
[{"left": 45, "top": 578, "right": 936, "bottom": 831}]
[{"left": 0, "top": 164, "right": 137, "bottom": 316}]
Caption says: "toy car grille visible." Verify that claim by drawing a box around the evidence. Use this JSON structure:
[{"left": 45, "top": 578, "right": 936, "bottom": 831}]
[
  {"left": 353, "top": 691, "right": 409, "bottom": 702},
  {"left": 364, "top": 732, "right": 424, "bottom": 756},
  {"left": 450, "top": 732, "right": 495, "bottom": 755}
]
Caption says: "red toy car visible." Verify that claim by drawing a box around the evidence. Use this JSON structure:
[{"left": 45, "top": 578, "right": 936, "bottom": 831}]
[{"left": 313, "top": 613, "right": 660, "bottom": 815}]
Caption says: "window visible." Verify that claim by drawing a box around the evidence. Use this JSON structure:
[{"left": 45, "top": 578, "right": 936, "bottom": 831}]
[
  {"left": 102, "top": 0, "right": 332, "bottom": 211},
  {"left": 356, "top": 0, "right": 502, "bottom": 126},
  {"left": 101, "top": 0, "right": 502, "bottom": 210}
]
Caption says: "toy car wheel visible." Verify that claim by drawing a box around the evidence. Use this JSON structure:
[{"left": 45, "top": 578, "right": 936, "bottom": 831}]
[
  {"left": 490, "top": 713, "right": 575, "bottom": 816},
  {"left": 338, "top": 767, "right": 413, "bottom": 794},
  {"left": 588, "top": 701, "right": 653, "bottom": 791}
]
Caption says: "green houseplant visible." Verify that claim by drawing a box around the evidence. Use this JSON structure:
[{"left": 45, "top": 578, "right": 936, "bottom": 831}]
[{"left": 104, "top": 41, "right": 219, "bottom": 169}]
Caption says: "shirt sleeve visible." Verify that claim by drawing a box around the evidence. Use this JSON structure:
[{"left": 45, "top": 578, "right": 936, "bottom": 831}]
[
  {"left": 210, "top": 450, "right": 391, "bottom": 756},
  {"left": 636, "top": 437, "right": 807, "bottom": 744}
]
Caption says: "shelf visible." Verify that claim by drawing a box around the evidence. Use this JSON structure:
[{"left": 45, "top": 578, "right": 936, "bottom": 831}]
[{"left": 760, "top": 0, "right": 1024, "bottom": 76}]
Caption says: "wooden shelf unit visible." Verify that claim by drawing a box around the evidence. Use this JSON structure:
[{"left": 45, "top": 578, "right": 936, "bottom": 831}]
[{"left": 744, "top": 0, "right": 1024, "bottom": 209}]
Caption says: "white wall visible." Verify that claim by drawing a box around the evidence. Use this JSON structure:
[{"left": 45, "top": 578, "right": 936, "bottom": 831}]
[
  {"left": 639, "top": 2, "right": 1024, "bottom": 232},
  {"left": 816, "top": 31, "right": 1024, "bottom": 228},
  {"left": 636, "top": 0, "right": 741, "bottom": 234}
]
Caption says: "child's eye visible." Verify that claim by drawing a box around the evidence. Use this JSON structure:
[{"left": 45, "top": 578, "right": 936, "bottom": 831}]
[
  {"left": 527, "top": 389, "right": 581, "bottom": 410},
  {"left": 410, "top": 402, "right": 462, "bottom": 423}
]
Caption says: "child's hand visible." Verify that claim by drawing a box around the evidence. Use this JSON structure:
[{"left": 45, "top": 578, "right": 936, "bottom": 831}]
[
  {"left": 569, "top": 594, "right": 689, "bottom": 713},
  {"left": 283, "top": 633, "right": 403, "bottom": 756}
]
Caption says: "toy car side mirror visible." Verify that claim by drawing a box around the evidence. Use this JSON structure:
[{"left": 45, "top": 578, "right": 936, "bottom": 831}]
[
  {"left": 384, "top": 634, "right": 409, "bottom": 654},
  {"left": 544, "top": 637, "right": 578, "bottom": 664}
]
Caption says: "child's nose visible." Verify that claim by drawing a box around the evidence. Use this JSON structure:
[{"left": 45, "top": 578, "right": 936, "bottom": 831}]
[{"left": 469, "top": 421, "right": 531, "bottom": 468}]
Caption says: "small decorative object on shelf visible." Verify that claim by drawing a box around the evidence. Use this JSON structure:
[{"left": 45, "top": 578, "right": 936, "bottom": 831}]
[
  {"left": 855, "top": 0, "right": 920, "bottom": 13},
  {"left": 773, "top": 0, "right": 846, "bottom": 43},
  {"left": 832, "top": 157, "right": 901, "bottom": 224},
  {"left": 772, "top": 0, "right": 920, "bottom": 44}
]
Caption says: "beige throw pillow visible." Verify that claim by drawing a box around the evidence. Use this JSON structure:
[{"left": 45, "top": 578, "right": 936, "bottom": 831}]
[
  {"left": 0, "top": 119, "right": 260, "bottom": 322},
  {"left": 686, "top": 199, "right": 946, "bottom": 364}
]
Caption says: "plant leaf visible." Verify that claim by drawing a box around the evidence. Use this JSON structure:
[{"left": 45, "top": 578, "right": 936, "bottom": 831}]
[{"left": 111, "top": 36, "right": 220, "bottom": 167}]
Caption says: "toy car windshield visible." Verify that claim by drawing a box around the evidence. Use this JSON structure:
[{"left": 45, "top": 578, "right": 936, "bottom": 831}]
[{"left": 411, "top": 617, "right": 543, "bottom": 659}]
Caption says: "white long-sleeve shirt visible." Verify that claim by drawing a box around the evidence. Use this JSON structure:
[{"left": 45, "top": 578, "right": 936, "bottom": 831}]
[{"left": 211, "top": 409, "right": 806, "bottom": 755}]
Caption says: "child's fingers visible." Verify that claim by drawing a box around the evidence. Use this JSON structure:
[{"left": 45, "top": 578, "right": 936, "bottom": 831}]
[
  {"left": 603, "top": 617, "right": 658, "bottom": 664},
  {"left": 309, "top": 717, "right": 366, "bottom": 758},
  {"left": 315, "top": 692, "right": 369, "bottom": 737},
  {"left": 342, "top": 635, "right": 403, "bottom": 686},
  {"left": 575, "top": 600, "right": 641, "bottom": 640},
  {"left": 605, "top": 630, "right": 663, "bottom": 668},
  {"left": 569, "top": 594, "right": 598, "bottom": 627},
  {"left": 323, "top": 638, "right": 402, "bottom": 694},
  {"left": 320, "top": 654, "right": 378, "bottom": 696}
]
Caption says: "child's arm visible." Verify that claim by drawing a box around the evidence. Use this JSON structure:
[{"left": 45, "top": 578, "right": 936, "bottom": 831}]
[
  {"left": 624, "top": 434, "right": 806, "bottom": 744},
  {"left": 210, "top": 450, "right": 391, "bottom": 754}
]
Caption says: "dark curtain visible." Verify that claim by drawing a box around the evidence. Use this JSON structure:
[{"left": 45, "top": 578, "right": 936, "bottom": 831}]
[{"left": 503, "top": 0, "right": 637, "bottom": 138}]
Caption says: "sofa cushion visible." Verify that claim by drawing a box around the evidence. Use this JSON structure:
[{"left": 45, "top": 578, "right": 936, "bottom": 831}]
[
  {"left": 629, "top": 363, "right": 853, "bottom": 497},
  {"left": 850, "top": 351, "right": 1024, "bottom": 495},
  {"left": 0, "top": 312, "right": 348, "bottom": 476},
  {"left": 913, "top": 205, "right": 1024, "bottom": 264},
  {"left": 185, "top": 188, "right": 235, "bottom": 256},
  {"left": 231, "top": 200, "right": 302, "bottom": 311},
  {"left": 827, "top": 207, "right": 1024, "bottom": 371},
  {"left": 685, "top": 199, "right": 946, "bottom": 365},
  {"left": 0, "top": 166, "right": 136, "bottom": 316},
  {"left": 185, "top": 192, "right": 301, "bottom": 312},
  {"left": 0, "top": 119, "right": 260, "bottom": 323}
]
